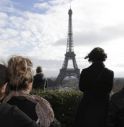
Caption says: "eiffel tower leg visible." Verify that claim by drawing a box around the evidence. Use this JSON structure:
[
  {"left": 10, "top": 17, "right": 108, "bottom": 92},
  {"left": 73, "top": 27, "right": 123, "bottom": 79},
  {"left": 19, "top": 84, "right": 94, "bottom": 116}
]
[
  {"left": 56, "top": 69, "right": 66, "bottom": 86},
  {"left": 72, "top": 57, "right": 78, "bottom": 69}
]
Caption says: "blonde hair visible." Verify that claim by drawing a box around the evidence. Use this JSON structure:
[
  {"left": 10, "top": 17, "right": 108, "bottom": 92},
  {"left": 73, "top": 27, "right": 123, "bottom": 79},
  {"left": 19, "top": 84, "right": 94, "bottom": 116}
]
[{"left": 8, "top": 56, "right": 33, "bottom": 90}]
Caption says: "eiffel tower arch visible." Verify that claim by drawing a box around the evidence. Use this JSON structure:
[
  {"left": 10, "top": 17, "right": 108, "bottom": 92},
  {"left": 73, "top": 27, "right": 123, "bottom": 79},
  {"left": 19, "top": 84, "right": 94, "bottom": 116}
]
[{"left": 56, "top": 8, "right": 80, "bottom": 86}]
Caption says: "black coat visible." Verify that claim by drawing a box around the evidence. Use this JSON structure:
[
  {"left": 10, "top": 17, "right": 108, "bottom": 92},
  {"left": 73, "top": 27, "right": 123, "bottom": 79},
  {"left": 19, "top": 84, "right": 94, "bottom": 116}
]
[
  {"left": 0, "top": 103, "right": 38, "bottom": 127},
  {"left": 7, "top": 96, "right": 38, "bottom": 121},
  {"left": 107, "top": 88, "right": 124, "bottom": 127},
  {"left": 75, "top": 62, "right": 114, "bottom": 127},
  {"left": 33, "top": 73, "right": 47, "bottom": 89}
]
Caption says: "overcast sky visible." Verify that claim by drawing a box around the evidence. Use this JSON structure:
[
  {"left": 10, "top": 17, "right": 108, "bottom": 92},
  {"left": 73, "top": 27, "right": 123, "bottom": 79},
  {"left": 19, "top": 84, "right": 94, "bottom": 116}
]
[{"left": 0, "top": 0, "right": 124, "bottom": 77}]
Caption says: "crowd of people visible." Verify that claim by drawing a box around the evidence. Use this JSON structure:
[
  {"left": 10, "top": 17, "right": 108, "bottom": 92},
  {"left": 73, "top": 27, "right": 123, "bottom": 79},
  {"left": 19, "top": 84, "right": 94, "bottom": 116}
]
[{"left": 0, "top": 47, "right": 124, "bottom": 127}]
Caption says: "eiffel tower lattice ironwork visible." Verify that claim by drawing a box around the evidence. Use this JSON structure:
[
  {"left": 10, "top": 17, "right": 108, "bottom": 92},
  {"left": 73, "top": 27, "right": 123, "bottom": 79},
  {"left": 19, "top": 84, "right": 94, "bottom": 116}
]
[{"left": 56, "top": 8, "right": 80, "bottom": 85}]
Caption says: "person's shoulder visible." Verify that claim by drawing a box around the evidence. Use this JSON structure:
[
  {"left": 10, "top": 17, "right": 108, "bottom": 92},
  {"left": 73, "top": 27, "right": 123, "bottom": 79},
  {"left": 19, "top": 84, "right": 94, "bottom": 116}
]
[
  {"left": 104, "top": 67, "right": 114, "bottom": 76},
  {"left": 32, "top": 95, "right": 50, "bottom": 105},
  {"left": 0, "top": 103, "right": 38, "bottom": 127},
  {"left": 81, "top": 67, "right": 89, "bottom": 72},
  {"left": 0, "top": 103, "right": 20, "bottom": 117},
  {"left": 80, "top": 66, "right": 92, "bottom": 75},
  {"left": 33, "top": 74, "right": 38, "bottom": 80},
  {"left": 80, "top": 69, "right": 87, "bottom": 76},
  {"left": 32, "top": 95, "right": 54, "bottom": 126},
  {"left": 36, "top": 73, "right": 44, "bottom": 78},
  {"left": 10, "top": 94, "right": 38, "bottom": 108},
  {"left": 31, "top": 95, "right": 54, "bottom": 115},
  {"left": 12, "top": 95, "right": 37, "bottom": 104},
  {"left": 0, "top": 103, "right": 11, "bottom": 108},
  {"left": 104, "top": 67, "right": 114, "bottom": 73},
  {"left": 110, "top": 89, "right": 124, "bottom": 107},
  {"left": 0, "top": 103, "right": 19, "bottom": 112},
  {"left": 0, "top": 103, "right": 13, "bottom": 112},
  {"left": 111, "top": 89, "right": 124, "bottom": 100},
  {"left": 34, "top": 73, "right": 39, "bottom": 78}
]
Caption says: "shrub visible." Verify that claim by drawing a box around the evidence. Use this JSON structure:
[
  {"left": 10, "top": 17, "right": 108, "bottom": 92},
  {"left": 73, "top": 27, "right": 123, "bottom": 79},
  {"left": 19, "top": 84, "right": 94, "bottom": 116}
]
[{"left": 32, "top": 89, "right": 82, "bottom": 127}]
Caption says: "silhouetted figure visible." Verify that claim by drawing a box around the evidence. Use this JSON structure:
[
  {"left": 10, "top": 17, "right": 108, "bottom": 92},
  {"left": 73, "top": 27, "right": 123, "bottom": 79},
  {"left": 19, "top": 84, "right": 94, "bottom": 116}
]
[
  {"left": 33, "top": 66, "right": 47, "bottom": 90},
  {"left": 107, "top": 88, "right": 124, "bottom": 127},
  {"left": 0, "top": 64, "right": 38, "bottom": 127},
  {"left": 75, "top": 47, "right": 114, "bottom": 127}
]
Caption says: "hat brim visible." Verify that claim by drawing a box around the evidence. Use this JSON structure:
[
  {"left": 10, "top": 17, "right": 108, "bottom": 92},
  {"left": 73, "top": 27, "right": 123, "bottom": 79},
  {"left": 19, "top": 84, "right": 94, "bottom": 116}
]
[{"left": 84, "top": 55, "right": 88, "bottom": 59}]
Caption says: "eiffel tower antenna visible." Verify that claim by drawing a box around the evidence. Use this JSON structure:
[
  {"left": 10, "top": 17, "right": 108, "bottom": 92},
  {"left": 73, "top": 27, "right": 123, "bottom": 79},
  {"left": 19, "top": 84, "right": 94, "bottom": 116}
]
[
  {"left": 56, "top": 7, "right": 80, "bottom": 86},
  {"left": 70, "top": 0, "right": 72, "bottom": 9}
]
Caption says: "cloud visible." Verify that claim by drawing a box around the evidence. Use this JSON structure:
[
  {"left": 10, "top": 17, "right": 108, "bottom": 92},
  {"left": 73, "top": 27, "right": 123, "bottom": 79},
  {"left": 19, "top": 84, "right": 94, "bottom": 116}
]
[
  {"left": 0, "top": 0, "right": 11, "bottom": 6},
  {"left": 0, "top": 0, "right": 68, "bottom": 59},
  {"left": 55, "top": 24, "right": 124, "bottom": 46},
  {"left": 0, "top": 12, "right": 8, "bottom": 27},
  {"left": 34, "top": 2, "right": 51, "bottom": 10},
  {"left": 0, "top": 0, "right": 23, "bottom": 16},
  {"left": 74, "top": 25, "right": 124, "bottom": 45}
]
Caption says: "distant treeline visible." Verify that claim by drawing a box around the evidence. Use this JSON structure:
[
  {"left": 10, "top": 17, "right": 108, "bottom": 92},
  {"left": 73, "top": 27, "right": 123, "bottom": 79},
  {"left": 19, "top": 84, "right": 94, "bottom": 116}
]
[
  {"left": 113, "top": 78, "right": 124, "bottom": 93},
  {"left": 46, "top": 77, "right": 124, "bottom": 93}
]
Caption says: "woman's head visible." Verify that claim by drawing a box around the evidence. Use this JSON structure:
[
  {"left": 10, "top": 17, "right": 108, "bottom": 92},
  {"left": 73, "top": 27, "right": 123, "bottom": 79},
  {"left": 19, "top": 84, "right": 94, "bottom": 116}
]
[
  {"left": 36, "top": 66, "right": 42, "bottom": 73},
  {"left": 8, "top": 56, "right": 33, "bottom": 91},
  {"left": 85, "top": 47, "right": 107, "bottom": 62}
]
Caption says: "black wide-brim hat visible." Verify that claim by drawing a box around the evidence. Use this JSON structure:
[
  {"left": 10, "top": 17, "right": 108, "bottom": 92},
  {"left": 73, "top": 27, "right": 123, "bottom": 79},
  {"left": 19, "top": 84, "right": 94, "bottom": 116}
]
[{"left": 85, "top": 47, "right": 107, "bottom": 62}]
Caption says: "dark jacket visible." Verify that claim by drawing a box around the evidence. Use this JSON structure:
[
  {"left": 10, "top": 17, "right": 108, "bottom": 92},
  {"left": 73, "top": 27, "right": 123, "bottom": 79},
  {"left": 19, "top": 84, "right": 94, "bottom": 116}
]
[
  {"left": 79, "top": 62, "right": 113, "bottom": 96},
  {"left": 4, "top": 93, "right": 55, "bottom": 127},
  {"left": 0, "top": 103, "right": 38, "bottom": 127},
  {"left": 33, "top": 73, "right": 47, "bottom": 89},
  {"left": 107, "top": 88, "right": 124, "bottom": 127},
  {"left": 7, "top": 96, "right": 38, "bottom": 121},
  {"left": 75, "top": 62, "right": 114, "bottom": 127}
]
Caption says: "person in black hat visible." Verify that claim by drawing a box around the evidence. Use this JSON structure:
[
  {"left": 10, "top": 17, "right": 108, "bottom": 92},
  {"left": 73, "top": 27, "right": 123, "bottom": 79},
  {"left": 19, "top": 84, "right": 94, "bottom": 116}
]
[
  {"left": 0, "top": 64, "right": 38, "bottom": 127},
  {"left": 75, "top": 47, "right": 114, "bottom": 127}
]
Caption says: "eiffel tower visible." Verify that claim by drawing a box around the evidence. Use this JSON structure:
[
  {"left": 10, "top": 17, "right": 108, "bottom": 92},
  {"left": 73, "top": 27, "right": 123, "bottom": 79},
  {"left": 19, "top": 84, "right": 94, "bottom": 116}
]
[{"left": 56, "top": 8, "right": 80, "bottom": 85}]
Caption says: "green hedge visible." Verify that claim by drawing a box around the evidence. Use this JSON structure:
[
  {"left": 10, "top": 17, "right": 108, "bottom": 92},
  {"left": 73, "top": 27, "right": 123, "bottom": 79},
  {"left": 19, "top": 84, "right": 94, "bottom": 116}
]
[{"left": 32, "top": 89, "right": 83, "bottom": 127}]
